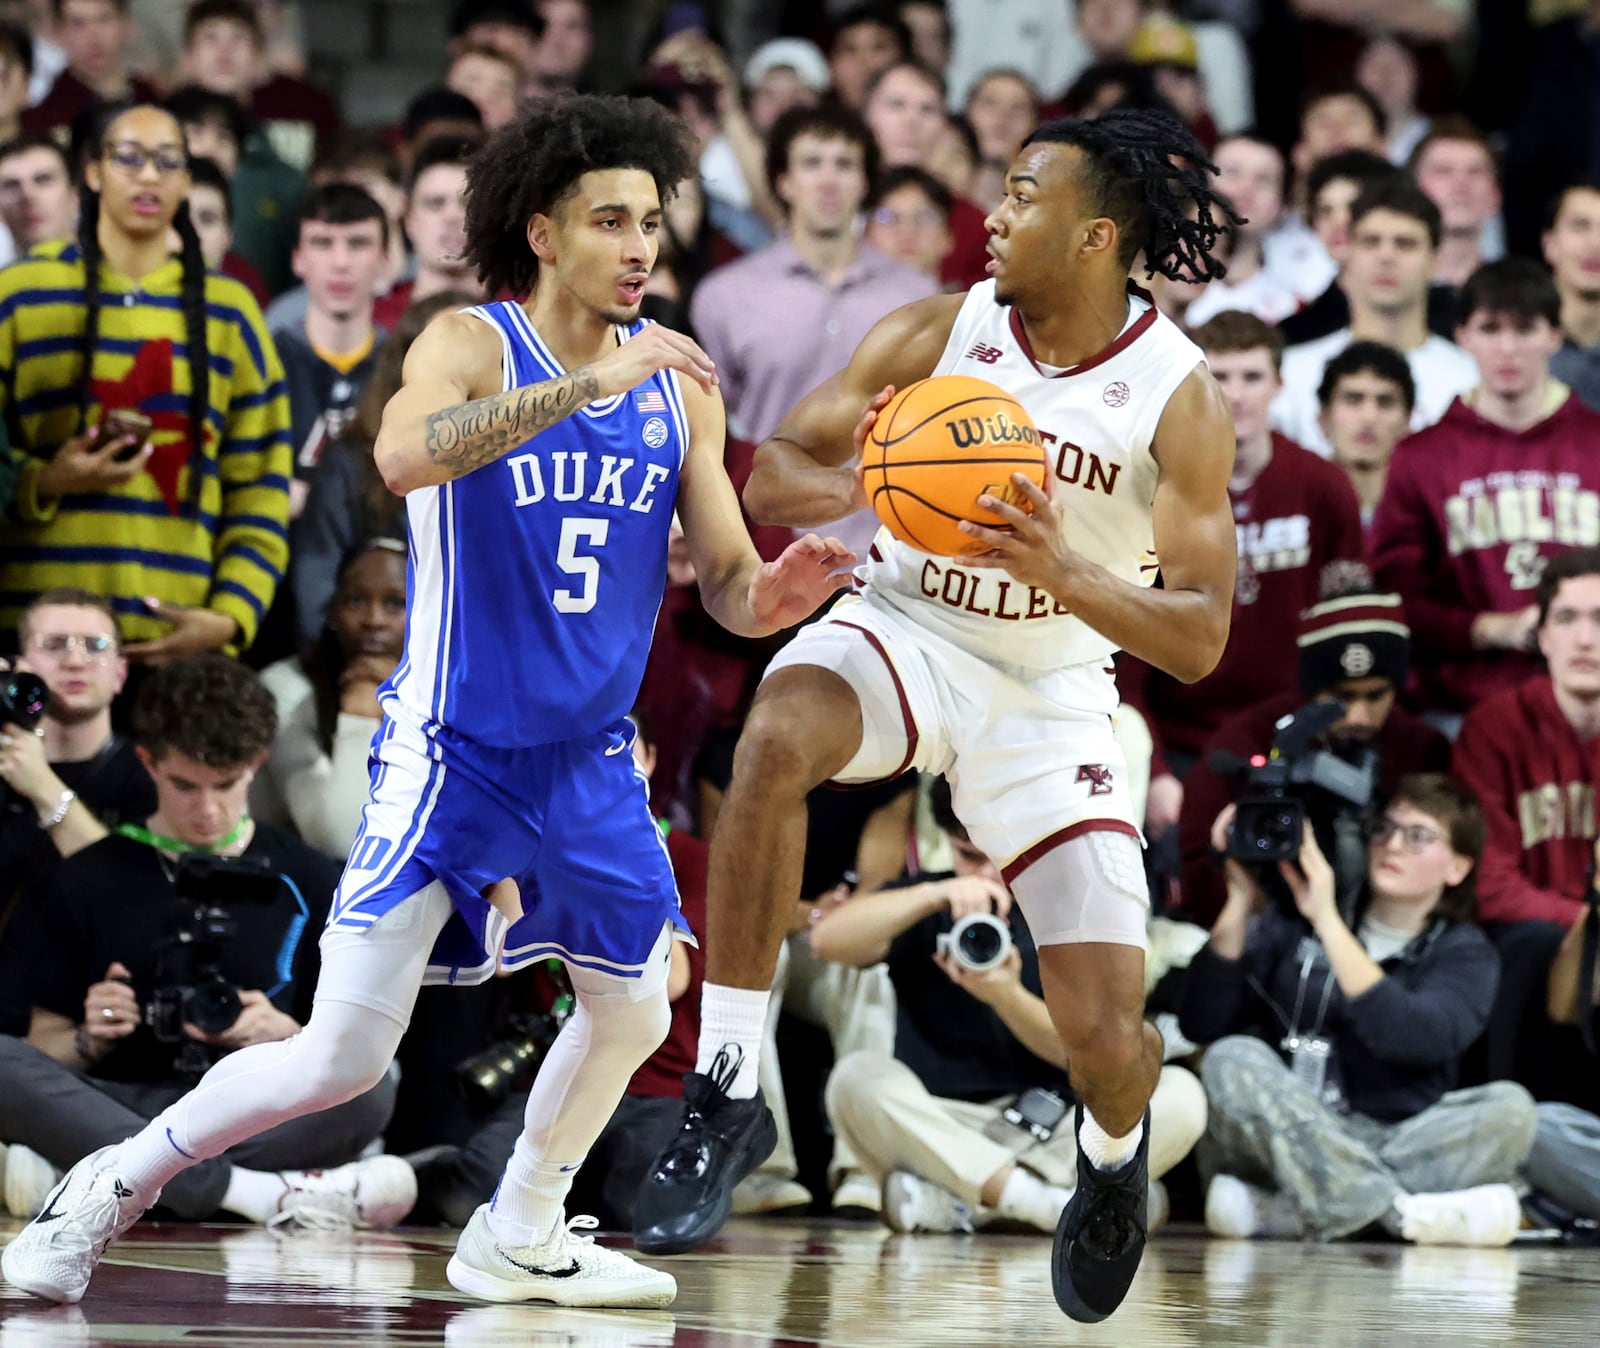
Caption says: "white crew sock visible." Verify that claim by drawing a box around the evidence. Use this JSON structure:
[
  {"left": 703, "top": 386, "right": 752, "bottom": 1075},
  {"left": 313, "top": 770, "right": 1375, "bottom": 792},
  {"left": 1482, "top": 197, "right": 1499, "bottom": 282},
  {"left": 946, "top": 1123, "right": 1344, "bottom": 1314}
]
[
  {"left": 996, "top": 1168, "right": 1072, "bottom": 1232},
  {"left": 219, "top": 1167, "right": 292, "bottom": 1224},
  {"left": 486, "top": 1136, "right": 577, "bottom": 1247},
  {"left": 695, "top": 983, "right": 771, "bottom": 1099},
  {"left": 1078, "top": 1110, "right": 1144, "bottom": 1173}
]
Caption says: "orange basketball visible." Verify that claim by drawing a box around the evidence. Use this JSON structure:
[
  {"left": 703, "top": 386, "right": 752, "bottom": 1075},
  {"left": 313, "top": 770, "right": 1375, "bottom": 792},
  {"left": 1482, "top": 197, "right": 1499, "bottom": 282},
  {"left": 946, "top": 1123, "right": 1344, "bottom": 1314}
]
[{"left": 861, "top": 375, "right": 1047, "bottom": 557}]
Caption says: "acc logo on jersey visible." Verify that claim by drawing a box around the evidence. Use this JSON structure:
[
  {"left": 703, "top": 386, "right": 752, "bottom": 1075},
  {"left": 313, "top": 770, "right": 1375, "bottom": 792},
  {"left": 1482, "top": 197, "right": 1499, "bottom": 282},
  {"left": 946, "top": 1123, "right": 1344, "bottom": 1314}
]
[
  {"left": 1103, "top": 382, "right": 1130, "bottom": 408},
  {"left": 641, "top": 416, "right": 669, "bottom": 449}
]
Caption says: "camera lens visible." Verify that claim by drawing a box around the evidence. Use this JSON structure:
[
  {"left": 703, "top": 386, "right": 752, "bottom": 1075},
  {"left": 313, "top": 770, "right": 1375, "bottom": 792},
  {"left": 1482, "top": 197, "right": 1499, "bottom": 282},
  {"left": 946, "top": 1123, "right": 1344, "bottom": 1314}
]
[
  {"left": 456, "top": 1035, "right": 547, "bottom": 1113},
  {"left": 948, "top": 913, "right": 1012, "bottom": 973},
  {"left": 184, "top": 976, "right": 242, "bottom": 1036}
]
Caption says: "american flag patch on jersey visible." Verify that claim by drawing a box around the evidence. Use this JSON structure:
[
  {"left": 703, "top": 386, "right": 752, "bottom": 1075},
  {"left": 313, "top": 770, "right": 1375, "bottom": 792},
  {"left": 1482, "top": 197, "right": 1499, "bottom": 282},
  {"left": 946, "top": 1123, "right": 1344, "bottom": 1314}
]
[{"left": 634, "top": 389, "right": 667, "bottom": 412}]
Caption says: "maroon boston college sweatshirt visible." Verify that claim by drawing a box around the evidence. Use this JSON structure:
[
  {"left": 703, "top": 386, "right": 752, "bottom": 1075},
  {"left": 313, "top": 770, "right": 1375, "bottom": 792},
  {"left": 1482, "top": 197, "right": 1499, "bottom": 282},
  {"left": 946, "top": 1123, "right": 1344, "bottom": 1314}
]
[
  {"left": 1372, "top": 391, "right": 1600, "bottom": 713},
  {"left": 1452, "top": 674, "right": 1600, "bottom": 927},
  {"left": 1129, "top": 433, "right": 1365, "bottom": 763}
]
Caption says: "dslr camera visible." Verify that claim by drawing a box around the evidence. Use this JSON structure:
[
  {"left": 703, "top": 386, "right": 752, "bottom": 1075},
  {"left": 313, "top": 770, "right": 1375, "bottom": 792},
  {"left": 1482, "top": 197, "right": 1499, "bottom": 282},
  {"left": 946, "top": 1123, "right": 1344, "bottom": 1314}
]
[
  {"left": 146, "top": 853, "right": 283, "bottom": 1053},
  {"left": 0, "top": 669, "right": 48, "bottom": 730},
  {"left": 455, "top": 1011, "right": 564, "bottom": 1112},
  {"left": 1217, "top": 701, "right": 1376, "bottom": 865},
  {"left": 0, "top": 670, "right": 48, "bottom": 813},
  {"left": 937, "top": 911, "right": 1013, "bottom": 973}
]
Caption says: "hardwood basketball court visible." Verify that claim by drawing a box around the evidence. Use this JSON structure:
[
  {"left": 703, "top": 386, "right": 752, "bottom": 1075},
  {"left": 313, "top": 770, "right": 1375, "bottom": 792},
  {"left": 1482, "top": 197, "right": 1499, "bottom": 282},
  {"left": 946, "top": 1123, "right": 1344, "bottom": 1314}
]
[{"left": 4, "top": 1217, "right": 1599, "bottom": 1346}]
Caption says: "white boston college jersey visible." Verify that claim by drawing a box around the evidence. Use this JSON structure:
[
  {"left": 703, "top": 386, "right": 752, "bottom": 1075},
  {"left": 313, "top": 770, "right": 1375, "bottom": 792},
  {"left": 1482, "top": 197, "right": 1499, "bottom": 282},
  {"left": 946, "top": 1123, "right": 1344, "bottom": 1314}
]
[{"left": 861, "top": 280, "right": 1205, "bottom": 672}]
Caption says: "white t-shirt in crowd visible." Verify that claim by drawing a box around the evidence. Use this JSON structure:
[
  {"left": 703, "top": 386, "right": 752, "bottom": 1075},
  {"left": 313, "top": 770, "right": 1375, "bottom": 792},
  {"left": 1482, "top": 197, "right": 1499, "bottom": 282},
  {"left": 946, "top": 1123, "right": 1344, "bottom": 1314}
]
[
  {"left": 1185, "top": 267, "right": 1303, "bottom": 329},
  {"left": 1271, "top": 327, "right": 1480, "bottom": 457}
]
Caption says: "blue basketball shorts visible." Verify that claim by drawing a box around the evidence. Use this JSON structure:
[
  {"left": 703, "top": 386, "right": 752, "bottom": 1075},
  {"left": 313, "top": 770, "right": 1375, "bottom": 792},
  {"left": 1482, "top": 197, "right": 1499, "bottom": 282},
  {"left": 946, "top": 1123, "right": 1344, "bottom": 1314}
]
[{"left": 324, "top": 708, "right": 686, "bottom": 986}]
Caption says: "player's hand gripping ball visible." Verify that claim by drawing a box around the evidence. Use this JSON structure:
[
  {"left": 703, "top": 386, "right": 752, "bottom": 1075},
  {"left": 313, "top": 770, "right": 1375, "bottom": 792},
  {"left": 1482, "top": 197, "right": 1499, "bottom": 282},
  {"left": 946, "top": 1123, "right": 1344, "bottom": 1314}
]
[{"left": 860, "top": 375, "right": 1047, "bottom": 557}]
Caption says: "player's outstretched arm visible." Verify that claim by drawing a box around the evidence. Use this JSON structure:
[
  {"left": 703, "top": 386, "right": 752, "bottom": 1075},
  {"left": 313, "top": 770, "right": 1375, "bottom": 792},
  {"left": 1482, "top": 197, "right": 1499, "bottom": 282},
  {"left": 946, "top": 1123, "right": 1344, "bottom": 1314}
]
[
  {"left": 960, "top": 365, "right": 1237, "bottom": 683},
  {"left": 745, "top": 293, "right": 963, "bottom": 528},
  {"left": 374, "top": 313, "right": 719, "bottom": 493},
  {"left": 676, "top": 379, "right": 856, "bottom": 637}
]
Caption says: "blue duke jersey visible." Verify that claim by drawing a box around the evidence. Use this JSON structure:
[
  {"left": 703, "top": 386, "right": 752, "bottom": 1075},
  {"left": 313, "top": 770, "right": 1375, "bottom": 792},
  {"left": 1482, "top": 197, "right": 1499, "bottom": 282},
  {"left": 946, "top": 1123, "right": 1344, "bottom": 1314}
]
[{"left": 383, "top": 301, "right": 688, "bottom": 747}]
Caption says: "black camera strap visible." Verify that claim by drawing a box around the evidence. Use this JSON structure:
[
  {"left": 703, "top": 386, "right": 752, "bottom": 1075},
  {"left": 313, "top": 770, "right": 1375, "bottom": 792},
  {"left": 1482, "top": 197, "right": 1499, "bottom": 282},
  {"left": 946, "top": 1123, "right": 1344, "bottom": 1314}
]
[{"left": 1581, "top": 892, "right": 1600, "bottom": 1058}]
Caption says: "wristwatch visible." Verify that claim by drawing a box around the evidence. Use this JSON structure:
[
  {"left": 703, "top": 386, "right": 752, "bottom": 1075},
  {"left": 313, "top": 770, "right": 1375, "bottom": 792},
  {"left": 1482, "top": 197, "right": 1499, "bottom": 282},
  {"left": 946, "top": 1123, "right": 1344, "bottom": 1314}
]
[{"left": 39, "top": 788, "right": 76, "bottom": 829}]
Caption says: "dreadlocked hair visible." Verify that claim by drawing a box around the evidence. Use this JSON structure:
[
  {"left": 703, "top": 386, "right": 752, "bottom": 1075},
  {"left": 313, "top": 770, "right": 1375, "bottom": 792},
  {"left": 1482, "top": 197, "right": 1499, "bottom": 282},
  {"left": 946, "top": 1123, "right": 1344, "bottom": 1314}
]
[
  {"left": 76, "top": 102, "right": 211, "bottom": 457},
  {"left": 1023, "top": 108, "right": 1240, "bottom": 283},
  {"left": 462, "top": 93, "right": 698, "bottom": 299}
]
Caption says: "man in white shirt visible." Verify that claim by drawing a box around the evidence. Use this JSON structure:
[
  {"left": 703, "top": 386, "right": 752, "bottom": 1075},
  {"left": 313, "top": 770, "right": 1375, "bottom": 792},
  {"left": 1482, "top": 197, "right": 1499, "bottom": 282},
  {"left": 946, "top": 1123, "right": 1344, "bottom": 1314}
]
[
  {"left": 1185, "top": 133, "right": 1301, "bottom": 328},
  {"left": 1273, "top": 179, "right": 1477, "bottom": 456},
  {"left": 1409, "top": 117, "right": 1504, "bottom": 291}
]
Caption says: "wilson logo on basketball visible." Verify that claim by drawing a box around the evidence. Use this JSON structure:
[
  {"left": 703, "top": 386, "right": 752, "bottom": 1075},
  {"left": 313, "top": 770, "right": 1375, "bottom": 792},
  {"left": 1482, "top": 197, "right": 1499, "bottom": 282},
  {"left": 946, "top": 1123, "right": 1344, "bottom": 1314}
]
[
  {"left": 1103, "top": 382, "right": 1130, "bottom": 408},
  {"left": 966, "top": 342, "right": 1004, "bottom": 364},
  {"left": 944, "top": 412, "right": 1041, "bottom": 450}
]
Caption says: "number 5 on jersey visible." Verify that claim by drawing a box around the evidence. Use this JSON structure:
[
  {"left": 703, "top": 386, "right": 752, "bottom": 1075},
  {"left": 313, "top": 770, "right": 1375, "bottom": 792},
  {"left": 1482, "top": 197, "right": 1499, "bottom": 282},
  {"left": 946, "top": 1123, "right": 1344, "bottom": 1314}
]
[{"left": 555, "top": 517, "right": 609, "bottom": 613}]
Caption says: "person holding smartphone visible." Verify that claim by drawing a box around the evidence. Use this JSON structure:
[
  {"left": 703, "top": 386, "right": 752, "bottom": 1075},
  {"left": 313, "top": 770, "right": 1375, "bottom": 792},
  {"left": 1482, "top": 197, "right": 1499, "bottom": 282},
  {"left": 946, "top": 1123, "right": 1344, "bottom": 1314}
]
[
  {"left": 0, "top": 100, "right": 290, "bottom": 665},
  {"left": 810, "top": 777, "right": 1206, "bottom": 1237}
]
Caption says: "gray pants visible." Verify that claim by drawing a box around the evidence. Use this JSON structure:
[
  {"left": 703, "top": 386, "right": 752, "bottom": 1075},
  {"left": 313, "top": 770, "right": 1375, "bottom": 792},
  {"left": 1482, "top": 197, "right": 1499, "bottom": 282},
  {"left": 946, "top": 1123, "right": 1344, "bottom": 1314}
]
[
  {"left": 1526, "top": 1101, "right": 1600, "bottom": 1220},
  {"left": 1200, "top": 1035, "right": 1537, "bottom": 1239},
  {"left": 0, "top": 1035, "right": 396, "bottom": 1220}
]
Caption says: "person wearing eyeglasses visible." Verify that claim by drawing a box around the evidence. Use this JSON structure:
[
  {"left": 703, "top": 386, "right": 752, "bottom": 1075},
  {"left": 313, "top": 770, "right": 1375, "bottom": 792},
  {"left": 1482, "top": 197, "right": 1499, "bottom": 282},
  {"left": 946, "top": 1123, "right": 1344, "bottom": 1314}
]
[
  {"left": 0, "top": 588, "right": 156, "bottom": 1036},
  {"left": 0, "top": 100, "right": 291, "bottom": 667},
  {"left": 1177, "top": 772, "right": 1538, "bottom": 1248},
  {"left": 862, "top": 165, "right": 953, "bottom": 288}
]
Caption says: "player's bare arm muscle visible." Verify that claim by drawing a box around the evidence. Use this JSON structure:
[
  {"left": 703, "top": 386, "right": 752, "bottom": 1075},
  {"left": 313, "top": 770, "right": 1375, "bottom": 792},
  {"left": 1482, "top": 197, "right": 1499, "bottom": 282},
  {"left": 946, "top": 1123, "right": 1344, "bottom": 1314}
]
[
  {"left": 962, "top": 364, "right": 1238, "bottom": 684},
  {"left": 374, "top": 312, "right": 718, "bottom": 493},
  {"left": 745, "top": 293, "right": 964, "bottom": 527},
  {"left": 676, "top": 378, "right": 855, "bottom": 639}
]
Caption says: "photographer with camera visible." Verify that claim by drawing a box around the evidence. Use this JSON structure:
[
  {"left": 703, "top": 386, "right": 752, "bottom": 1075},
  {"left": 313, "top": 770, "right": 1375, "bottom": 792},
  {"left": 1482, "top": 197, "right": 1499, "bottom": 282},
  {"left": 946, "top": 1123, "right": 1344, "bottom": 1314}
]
[
  {"left": 1180, "top": 773, "right": 1538, "bottom": 1245},
  {"left": 0, "top": 589, "right": 156, "bottom": 1037},
  {"left": 813, "top": 778, "right": 1206, "bottom": 1235},
  {"left": 1177, "top": 584, "right": 1450, "bottom": 927},
  {"left": 0, "top": 653, "right": 411, "bottom": 1230}
]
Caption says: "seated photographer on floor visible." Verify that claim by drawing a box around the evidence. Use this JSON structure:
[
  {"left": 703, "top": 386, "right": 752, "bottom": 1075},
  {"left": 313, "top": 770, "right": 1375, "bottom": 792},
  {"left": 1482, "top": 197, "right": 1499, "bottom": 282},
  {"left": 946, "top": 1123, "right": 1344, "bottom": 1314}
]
[
  {"left": 1180, "top": 773, "right": 1537, "bottom": 1246},
  {"left": 0, "top": 653, "right": 412, "bottom": 1231},
  {"left": 813, "top": 778, "right": 1206, "bottom": 1235},
  {"left": 1178, "top": 584, "right": 1450, "bottom": 927},
  {"left": 0, "top": 590, "right": 156, "bottom": 1037}
]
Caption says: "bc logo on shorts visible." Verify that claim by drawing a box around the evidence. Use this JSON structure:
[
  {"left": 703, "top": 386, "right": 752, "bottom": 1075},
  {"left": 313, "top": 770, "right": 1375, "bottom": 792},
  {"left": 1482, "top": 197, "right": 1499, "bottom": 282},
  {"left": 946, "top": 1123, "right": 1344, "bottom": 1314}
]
[{"left": 641, "top": 416, "right": 669, "bottom": 449}]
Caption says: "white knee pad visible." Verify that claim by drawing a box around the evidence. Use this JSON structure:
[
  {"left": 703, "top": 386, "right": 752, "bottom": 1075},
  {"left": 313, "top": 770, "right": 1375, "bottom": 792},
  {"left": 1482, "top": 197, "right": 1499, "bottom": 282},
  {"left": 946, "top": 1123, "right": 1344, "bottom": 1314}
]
[{"left": 1008, "top": 829, "right": 1149, "bottom": 949}]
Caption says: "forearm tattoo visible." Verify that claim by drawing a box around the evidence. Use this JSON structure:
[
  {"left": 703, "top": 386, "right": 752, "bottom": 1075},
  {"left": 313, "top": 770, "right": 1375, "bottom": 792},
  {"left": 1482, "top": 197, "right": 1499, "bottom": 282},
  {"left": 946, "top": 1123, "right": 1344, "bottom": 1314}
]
[{"left": 423, "top": 366, "right": 601, "bottom": 476}]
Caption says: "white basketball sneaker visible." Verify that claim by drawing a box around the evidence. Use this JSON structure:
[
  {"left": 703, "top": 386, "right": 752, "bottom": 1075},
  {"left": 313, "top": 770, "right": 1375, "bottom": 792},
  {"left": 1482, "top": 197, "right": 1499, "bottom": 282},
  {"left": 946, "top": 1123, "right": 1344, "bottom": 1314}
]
[
  {"left": 266, "top": 1155, "right": 418, "bottom": 1234},
  {"left": 446, "top": 1207, "right": 677, "bottom": 1308},
  {"left": 1394, "top": 1184, "right": 1522, "bottom": 1248},
  {"left": 0, "top": 1147, "right": 156, "bottom": 1304},
  {"left": 881, "top": 1170, "right": 977, "bottom": 1234}
]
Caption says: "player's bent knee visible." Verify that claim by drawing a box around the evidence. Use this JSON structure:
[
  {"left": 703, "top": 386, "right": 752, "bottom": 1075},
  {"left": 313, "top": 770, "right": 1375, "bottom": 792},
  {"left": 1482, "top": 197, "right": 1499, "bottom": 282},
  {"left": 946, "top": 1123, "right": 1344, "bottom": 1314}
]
[
  {"left": 1057, "top": 1009, "right": 1146, "bottom": 1077},
  {"left": 736, "top": 672, "right": 862, "bottom": 790}
]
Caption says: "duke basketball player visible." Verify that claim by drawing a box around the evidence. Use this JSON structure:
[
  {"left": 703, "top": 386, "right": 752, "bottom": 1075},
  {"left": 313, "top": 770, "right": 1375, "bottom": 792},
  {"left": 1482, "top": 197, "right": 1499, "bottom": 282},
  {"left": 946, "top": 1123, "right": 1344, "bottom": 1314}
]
[
  {"left": 3, "top": 96, "right": 852, "bottom": 1311},
  {"left": 637, "top": 109, "right": 1242, "bottom": 1324}
]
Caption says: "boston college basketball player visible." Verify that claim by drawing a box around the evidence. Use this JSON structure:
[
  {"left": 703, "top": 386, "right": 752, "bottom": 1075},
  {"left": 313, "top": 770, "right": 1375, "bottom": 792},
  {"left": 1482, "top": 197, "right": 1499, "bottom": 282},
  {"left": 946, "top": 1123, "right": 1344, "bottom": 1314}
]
[{"left": 637, "top": 109, "right": 1241, "bottom": 1324}]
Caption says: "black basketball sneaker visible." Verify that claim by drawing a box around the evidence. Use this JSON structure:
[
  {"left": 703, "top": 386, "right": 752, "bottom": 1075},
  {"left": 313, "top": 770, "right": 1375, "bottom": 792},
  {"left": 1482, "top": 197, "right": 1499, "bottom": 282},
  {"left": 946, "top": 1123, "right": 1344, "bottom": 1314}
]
[
  {"left": 1051, "top": 1110, "right": 1151, "bottom": 1323},
  {"left": 633, "top": 1046, "right": 778, "bottom": 1255}
]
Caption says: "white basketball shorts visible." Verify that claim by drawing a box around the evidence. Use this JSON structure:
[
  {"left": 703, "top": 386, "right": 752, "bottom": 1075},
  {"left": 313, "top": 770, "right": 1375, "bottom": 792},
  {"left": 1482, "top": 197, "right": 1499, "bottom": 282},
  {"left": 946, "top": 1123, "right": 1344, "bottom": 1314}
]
[{"left": 764, "top": 592, "right": 1148, "bottom": 941}]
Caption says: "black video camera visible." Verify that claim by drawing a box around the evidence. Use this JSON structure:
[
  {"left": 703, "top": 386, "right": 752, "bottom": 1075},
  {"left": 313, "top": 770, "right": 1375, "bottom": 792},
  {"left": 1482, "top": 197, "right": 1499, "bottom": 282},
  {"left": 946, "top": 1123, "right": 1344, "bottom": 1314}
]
[
  {"left": 1216, "top": 701, "right": 1377, "bottom": 867},
  {"left": 146, "top": 853, "right": 283, "bottom": 1051}
]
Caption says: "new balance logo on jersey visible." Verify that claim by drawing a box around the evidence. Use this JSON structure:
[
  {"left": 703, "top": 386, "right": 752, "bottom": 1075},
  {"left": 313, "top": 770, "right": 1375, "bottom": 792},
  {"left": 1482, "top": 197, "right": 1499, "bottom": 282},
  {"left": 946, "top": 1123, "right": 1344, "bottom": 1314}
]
[
  {"left": 1077, "top": 765, "right": 1114, "bottom": 796},
  {"left": 507, "top": 451, "right": 671, "bottom": 515},
  {"left": 966, "top": 342, "right": 1004, "bottom": 364}
]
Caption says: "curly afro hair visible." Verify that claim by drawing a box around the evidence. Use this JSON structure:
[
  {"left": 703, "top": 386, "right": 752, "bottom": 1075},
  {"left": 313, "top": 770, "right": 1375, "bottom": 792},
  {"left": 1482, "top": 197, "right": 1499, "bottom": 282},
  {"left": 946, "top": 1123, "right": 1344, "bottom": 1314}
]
[
  {"left": 463, "top": 93, "right": 698, "bottom": 299},
  {"left": 132, "top": 653, "right": 278, "bottom": 768}
]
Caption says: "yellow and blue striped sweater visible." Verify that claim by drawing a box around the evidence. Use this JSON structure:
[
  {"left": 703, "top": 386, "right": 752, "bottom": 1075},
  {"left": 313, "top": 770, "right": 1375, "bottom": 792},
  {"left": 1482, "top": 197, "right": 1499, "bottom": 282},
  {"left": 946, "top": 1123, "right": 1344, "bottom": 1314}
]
[{"left": 0, "top": 240, "right": 291, "bottom": 648}]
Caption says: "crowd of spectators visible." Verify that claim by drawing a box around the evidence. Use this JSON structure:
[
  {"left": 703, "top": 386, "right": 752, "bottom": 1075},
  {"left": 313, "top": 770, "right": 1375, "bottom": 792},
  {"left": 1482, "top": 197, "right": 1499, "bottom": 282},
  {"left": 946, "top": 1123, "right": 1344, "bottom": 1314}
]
[{"left": 1, "top": 0, "right": 1599, "bottom": 1255}]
